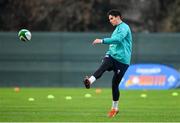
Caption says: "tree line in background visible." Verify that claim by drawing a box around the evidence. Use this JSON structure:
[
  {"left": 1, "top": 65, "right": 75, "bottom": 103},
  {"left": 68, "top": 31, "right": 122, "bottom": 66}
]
[{"left": 0, "top": 0, "right": 180, "bottom": 32}]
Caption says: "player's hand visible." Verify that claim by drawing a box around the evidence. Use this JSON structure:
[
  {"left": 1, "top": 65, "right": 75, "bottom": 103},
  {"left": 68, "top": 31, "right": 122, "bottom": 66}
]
[{"left": 92, "top": 39, "right": 103, "bottom": 45}]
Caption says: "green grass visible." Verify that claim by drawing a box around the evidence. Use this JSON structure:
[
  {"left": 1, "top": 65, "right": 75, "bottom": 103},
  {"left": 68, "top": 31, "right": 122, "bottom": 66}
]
[{"left": 0, "top": 88, "right": 180, "bottom": 122}]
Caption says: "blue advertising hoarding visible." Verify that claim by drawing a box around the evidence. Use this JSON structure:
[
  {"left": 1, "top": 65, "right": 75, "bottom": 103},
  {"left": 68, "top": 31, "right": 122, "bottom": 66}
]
[{"left": 119, "top": 64, "right": 180, "bottom": 90}]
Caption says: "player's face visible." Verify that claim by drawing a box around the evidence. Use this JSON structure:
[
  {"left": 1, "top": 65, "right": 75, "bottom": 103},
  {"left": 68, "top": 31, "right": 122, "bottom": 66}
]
[{"left": 108, "top": 15, "right": 120, "bottom": 26}]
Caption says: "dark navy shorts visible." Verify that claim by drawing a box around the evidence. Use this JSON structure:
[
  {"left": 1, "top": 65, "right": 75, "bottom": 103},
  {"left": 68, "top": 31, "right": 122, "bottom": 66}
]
[{"left": 104, "top": 54, "right": 129, "bottom": 75}]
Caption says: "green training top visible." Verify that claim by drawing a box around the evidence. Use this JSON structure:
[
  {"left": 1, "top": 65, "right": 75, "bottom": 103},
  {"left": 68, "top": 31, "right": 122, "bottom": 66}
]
[{"left": 103, "top": 22, "right": 132, "bottom": 65}]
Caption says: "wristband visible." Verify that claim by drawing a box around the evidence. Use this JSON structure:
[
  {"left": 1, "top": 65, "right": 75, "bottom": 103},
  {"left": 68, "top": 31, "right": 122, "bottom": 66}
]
[{"left": 101, "top": 39, "right": 104, "bottom": 43}]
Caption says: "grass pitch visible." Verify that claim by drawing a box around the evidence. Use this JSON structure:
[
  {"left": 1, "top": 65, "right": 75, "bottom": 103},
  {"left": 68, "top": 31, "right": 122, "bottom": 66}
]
[{"left": 0, "top": 88, "right": 180, "bottom": 122}]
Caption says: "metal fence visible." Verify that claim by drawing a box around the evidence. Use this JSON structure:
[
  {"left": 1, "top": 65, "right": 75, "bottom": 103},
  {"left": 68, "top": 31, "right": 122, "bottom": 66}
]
[{"left": 0, "top": 32, "right": 180, "bottom": 87}]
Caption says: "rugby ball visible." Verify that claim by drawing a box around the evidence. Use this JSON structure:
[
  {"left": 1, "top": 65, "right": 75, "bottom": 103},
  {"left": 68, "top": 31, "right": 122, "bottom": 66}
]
[{"left": 18, "top": 29, "right": 31, "bottom": 41}]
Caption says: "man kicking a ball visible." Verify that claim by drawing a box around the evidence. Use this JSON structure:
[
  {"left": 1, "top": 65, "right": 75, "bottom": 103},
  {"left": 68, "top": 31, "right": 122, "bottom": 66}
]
[{"left": 83, "top": 9, "right": 133, "bottom": 118}]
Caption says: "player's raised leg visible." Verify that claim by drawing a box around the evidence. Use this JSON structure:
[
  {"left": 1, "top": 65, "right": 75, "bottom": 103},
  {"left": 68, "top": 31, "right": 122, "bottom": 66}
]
[{"left": 83, "top": 56, "right": 113, "bottom": 89}]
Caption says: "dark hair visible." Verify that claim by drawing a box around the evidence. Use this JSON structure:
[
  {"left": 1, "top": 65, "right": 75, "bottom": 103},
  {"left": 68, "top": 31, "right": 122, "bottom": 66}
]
[{"left": 107, "top": 9, "right": 122, "bottom": 18}]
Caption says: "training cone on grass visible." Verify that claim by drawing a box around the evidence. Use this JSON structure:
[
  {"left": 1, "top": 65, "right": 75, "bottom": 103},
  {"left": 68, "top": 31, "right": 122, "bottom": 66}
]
[
  {"left": 140, "top": 93, "right": 147, "bottom": 98},
  {"left": 95, "top": 88, "right": 102, "bottom": 94},
  {"left": 172, "top": 92, "right": 178, "bottom": 96},
  {"left": 28, "top": 97, "right": 35, "bottom": 101},
  {"left": 84, "top": 93, "right": 92, "bottom": 98},
  {"left": 65, "top": 96, "right": 72, "bottom": 100},
  {"left": 47, "top": 94, "right": 55, "bottom": 99},
  {"left": 14, "top": 87, "right": 20, "bottom": 92}
]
